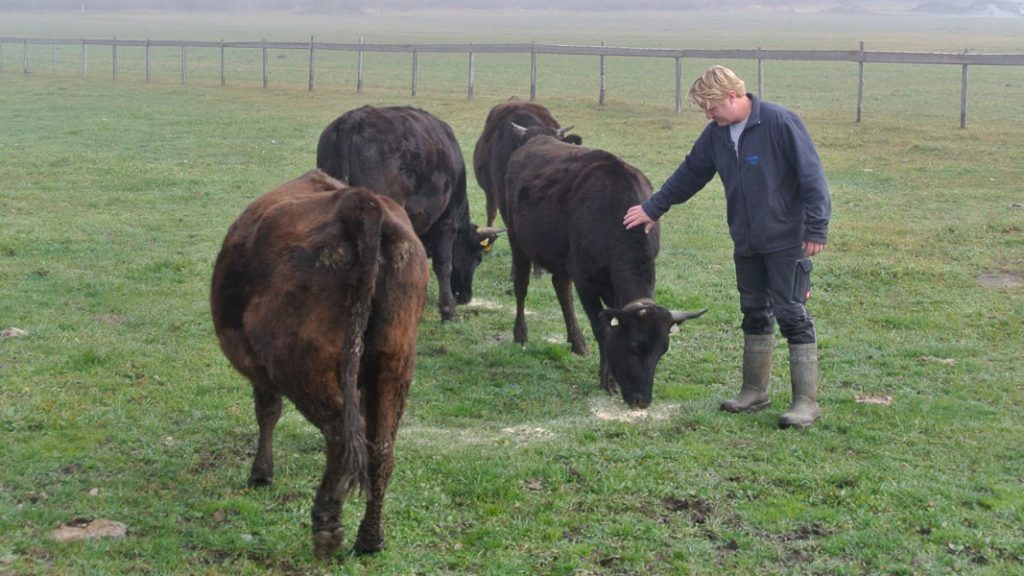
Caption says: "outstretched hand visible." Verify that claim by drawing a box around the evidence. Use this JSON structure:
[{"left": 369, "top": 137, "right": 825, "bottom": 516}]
[{"left": 623, "top": 205, "right": 655, "bottom": 234}]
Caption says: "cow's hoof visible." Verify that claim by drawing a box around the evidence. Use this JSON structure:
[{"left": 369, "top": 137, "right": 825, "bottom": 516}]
[
  {"left": 246, "top": 475, "right": 273, "bottom": 488},
  {"left": 570, "top": 342, "right": 589, "bottom": 357},
  {"left": 312, "top": 528, "right": 344, "bottom": 559},
  {"left": 354, "top": 535, "right": 384, "bottom": 555}
]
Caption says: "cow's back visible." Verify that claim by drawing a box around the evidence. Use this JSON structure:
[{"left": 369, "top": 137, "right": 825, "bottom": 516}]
[
  {"left": 316, "top": 105, "right": 465, "bottom": 237},
  {"left": 504, "top": 136, "right": 658, "bottom": 294},
  {"left": 211, "top": 169, "right": 429, "bottom": 390}
]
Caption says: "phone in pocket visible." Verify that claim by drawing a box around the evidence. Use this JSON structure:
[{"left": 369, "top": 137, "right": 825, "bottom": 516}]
[{"left": 793, "top": 258, "right": 813, "bottom": 303}]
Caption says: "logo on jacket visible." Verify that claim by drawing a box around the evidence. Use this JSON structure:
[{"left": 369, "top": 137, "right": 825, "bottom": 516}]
[{"left": 745, "top": 154, "right": 760, "bottom": 166}]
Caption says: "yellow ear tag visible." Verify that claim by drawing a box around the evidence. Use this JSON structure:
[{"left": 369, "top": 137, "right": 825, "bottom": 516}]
[{"left": 480, "top": 238, "right": 493, "bottom": 253}]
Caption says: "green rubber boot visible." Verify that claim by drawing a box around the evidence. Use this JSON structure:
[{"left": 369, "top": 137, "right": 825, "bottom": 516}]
[
  {"left": 779, "top": 343, "right": 820, "bottom": 429},
  {"left": 720, "top": 334, "right": 773, "bottom": 413}
]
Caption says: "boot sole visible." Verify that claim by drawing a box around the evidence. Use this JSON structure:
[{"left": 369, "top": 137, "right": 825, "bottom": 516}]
[
  {"left": 720, "top": 399, "right": 770, "bottom": 413},
  {"left": 778, "top": 412, "right": 820, "bottom": 429}
]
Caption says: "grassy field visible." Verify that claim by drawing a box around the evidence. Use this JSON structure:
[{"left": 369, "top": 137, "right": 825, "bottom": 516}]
[{"left": 1, "top": 9, "right": 1023, "bottom": 576}]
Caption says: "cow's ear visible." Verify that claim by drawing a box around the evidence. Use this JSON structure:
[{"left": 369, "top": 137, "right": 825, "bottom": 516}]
[
  {"left": 563, "top": 135, "right": 583, "bottom": 146},
  {"left": 476, "top": 227, "right": 504, "bottom": 254}
]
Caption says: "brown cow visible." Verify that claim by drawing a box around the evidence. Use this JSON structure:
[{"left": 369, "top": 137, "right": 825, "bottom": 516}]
[
  {"left": 210, "top": 169, "right": 428, "bottom": 558},
  {"left": 472, "top": 97, "right": 580, "bottom": 227}
]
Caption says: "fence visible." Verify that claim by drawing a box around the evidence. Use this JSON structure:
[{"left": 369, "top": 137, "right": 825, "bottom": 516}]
[{"left": 3, "top": 35, "right": 1024, "bottom": 128}]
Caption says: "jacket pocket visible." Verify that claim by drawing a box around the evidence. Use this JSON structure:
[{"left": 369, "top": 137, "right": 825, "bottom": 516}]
[{"left": 793, "top": 258, "right": 813, "bottom": 303}]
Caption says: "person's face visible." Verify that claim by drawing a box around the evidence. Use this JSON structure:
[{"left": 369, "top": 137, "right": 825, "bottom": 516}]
[{"left": 703, "top": 90, "right": 742, "bottom": 126}]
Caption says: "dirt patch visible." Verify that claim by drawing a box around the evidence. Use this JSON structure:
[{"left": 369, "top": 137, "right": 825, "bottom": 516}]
[
  {"left": 501, "top": 425, "right": 555, "bottom": 442},
  {"left": 464, "top": 298, "right": 505, "bottom": 310},
  {"left": 1, "top": 327, "right": 28, "bottom": 339},
  {"left": 51, "top": 518, "right": 128, "bottom": 542},
  {"left": 977, "top": 271, "right": 1024, "bottom": 289},
  {"left": 94, "top": 314, "right": 129, "bottom": 325},
  {"left": 855, "top": 394, "right": 893, "bottom": 406}
]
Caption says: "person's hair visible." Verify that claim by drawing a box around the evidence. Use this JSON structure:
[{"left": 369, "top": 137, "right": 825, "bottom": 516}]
[{"left": 688, "top": 66, "right": 746, "bottom": 110}]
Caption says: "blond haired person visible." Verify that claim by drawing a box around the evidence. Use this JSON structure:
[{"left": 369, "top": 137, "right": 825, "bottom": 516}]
[{"left": 624, "top": 65, "right": 831, "bottom": 428}]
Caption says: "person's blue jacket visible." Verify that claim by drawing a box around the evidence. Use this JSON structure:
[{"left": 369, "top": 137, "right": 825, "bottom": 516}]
[{"left": 641, "top": 93, "right": 831, "bottom": 257}]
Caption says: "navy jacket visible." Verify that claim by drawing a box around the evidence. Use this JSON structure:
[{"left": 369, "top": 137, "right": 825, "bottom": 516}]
[{"left": 642, "top": 93, "right": 831, "bottom": 256}]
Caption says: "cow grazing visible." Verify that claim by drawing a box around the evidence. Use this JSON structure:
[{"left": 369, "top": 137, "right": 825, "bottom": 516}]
[
  {"left": 472, "top": 97, "right": 581, "bottom": 227},
  {"left": 317, "top": 105, "right": 501, "bottom": 322},
  {"left": 210, "top": 169, "right": 428, "bottom": 558},
  {"left": 503, "top": 125, "right": 706, "bottom": 409}
]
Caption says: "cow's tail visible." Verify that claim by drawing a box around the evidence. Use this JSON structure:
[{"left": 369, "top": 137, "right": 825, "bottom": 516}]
[
  {"left": 316, "top": 118, "right": 353, "bottom": 185},
  {"left": 333, "top": 188, "right": 385, "bottom": 497}
]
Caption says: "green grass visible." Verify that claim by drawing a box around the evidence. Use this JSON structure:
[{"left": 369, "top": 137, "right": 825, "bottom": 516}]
[{"left": 2, "top": 9, "right": 1023, "bottom": 576}]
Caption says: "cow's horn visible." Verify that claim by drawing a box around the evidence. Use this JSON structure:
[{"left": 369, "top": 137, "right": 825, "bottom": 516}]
[
  {"left": 557, "top": 125, "right": 575, "bottom": 137},
  {"left": 477, "top": 227, "right": 506, "bottom": 236},
  {"left": 671, "top": 308, "right": 708, "bottom": 323},
  {"left": 511, "top": 122, "right": 528, "bottom": 138},
  {"left": 623, "top": 298, "right": 655, "bottom": 312}
]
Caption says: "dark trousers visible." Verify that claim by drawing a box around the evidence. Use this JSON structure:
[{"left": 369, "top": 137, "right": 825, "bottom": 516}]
[{"left": 734, "top": 245, "right": 816, "bottom": 344}]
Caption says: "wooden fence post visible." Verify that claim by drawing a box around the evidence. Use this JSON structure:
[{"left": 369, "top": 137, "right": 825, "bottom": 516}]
[
  {"left": 357, "top": 37, "right": 364, "bottom": 93},
  {"left": 180, "top": 39, "right": 187, "bottom": 84},
  {"left": 23, "top": 38, "right": 28, "bottom": 74},
  {"left": 530, "top": 41, "right": 537, "bottom": 102},
  {"left": 467, "top": 46, "right": 475, "bottom": 100},
  {"left": 308, "top": 35, "right": 315, "bottom": 92},
  {"left": 145, "top": 39, "right": 151, "bottom": 82},
  {"left": 675, "top": 56, "right": 683, "bottom": 114},
  {"left": 599, "top": 41, "right": 606, "bottom": 107},
  {"left": 262, "top": 38, "right": 268, "bottom": 89},
  {"left": 411, "top": 47, "right": 418, "bottom": 97},
  {"left": 857, "top": 41, "right": 864, "bottom": 123},
  {"left": 81, "top": 39, "right": 87, "bottom": 77},
  {"left": 220, "top": 40, "right": 225, "bottom": 86},
  {"left": 960, "top": 50, "right": 969, "bottom": 129},
  {"left": 757, "top": 49, "right": 765, "bottom": 97}
]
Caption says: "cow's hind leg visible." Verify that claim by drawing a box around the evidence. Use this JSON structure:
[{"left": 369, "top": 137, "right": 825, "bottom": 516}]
[
  {"left": 248, "top": 376, "right": 282, "bottom": 487},
  {"left": 354, "top": 380, "right": 406, "bottom": 554},
  {"left": 310, "top": 424, "right": 353, "bottom": 559},
  {"left": 552, "top": 273, "right": 588, "bottom": 356}
]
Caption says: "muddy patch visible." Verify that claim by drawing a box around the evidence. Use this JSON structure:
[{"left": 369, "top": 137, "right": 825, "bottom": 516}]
[{"left": 977, "top": 271, "right": 1024, "bottom": 289}]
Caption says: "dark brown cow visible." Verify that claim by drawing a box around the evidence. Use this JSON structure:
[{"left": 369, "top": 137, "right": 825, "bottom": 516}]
[
  {"left": 210, "top": 169, "right": 428, "bottom": 558},
  {"left": 472, "top": 97, "right": 580, "bottom": 227},
  {"left": 317, "top": 105, "right": 500, "bottom": 322},
  {"left": 504, "top": 126, "right": 705, "bottom": 409}
]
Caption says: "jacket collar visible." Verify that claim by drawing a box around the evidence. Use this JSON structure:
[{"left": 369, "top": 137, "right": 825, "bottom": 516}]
[{"left": 744, "top": 92, "right": 762, "bottom": 127}]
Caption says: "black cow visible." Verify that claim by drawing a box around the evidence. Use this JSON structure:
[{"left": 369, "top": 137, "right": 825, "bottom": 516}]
[
  {"left": 473, "top": 97, "right": 580, "bottom": 227},
  {"left": 503, "top": 125, "right": 706, "bottom": 408},
  {"left": 317, "top": 105, "right": 501, "bottom": 322},
  {"left": 211, "top": 170, "right": 428, "bottom": 557}
]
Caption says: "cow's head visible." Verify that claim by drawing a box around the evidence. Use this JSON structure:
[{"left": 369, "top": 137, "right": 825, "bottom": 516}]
[
  {"left": 510, "top": 122, "right": 582, "bottom": 146},
  {"left": 450, "top": 225, "right": 505, "bottom": 304},
  {"left": 599, "top": 301, "right": 707, "bottom": 409}
]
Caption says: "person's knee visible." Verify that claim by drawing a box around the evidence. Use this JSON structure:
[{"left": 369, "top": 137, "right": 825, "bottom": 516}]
[
  {"left": 778, "top": 316, "right": 815, "bottom": 344},
  {"left": 742, "top": 310, "right": 775, "bottom": 335}
]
